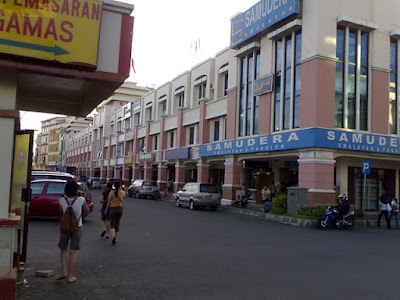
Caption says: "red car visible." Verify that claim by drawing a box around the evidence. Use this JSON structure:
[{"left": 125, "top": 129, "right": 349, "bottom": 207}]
[{"left": 29, "top": 179, "right": 94, "bottom": 217}]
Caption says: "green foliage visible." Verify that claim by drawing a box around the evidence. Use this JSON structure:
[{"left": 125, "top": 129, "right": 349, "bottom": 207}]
[
  {"left": 271, "top": 194, "right": 287, "bottom": 214},
  {"left": 297, "top": 203, "right": 364, "bottom": 218},
  {"left": 297, "top": 204, "right": 330, "bottom": 216}
]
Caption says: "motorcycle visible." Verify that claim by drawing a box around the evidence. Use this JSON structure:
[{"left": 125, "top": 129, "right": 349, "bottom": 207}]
[{"left": 318, "top": 205, "right": 355, "bottom": 230}]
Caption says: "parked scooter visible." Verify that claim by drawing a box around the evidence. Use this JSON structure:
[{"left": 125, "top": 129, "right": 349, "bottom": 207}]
[{"left": 318, "top": 205, "right": 355, "bottom": 230}]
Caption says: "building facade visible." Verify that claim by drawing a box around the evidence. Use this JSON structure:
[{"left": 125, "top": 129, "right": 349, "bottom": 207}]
[{"left": 63, "top": 0, "right": 400, "bottom": 211}]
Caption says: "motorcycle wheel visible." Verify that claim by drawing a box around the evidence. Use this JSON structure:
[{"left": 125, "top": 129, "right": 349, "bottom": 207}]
[
  {"left": 318, "top": 219, "right": 331, "bottom": 229},
  {"left": 345, "top": 220, "right": 355, "bottom": 231}
]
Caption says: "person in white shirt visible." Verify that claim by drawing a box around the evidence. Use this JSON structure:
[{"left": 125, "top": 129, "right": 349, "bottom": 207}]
[
  {"left": 389, "top": 197, "right": 399, "bottom": 229},
  {"left": 56, "top": 181, "right": 89, "bottom": 283}
]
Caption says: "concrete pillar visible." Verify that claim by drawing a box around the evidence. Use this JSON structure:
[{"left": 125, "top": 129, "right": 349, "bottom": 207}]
[
  {"left": 100, "top": 167, "right": 107, "bottom": 183},
  {"left": 0, "top": 71, "right": 18, "bottom": 298},
  {"left": 222, "top": 156, "right": 242, "bottom": 205},
  {"left": 197, "top": 159, "right": 209, "bottom": 184},
  {"left": 174, "top": 161, "right": 186, "bottom": 192},
  {"left": 122, "top": 165, "right": 130, "bottom": 186},
  {"left": 157, "top": 162, "right": 168, "bottom": 194},
  {"left": 132, "top": 163, "right": 140, "bottom": 180},
  {"left": 297, "top": 150, "right": 336, "bottom": 204},
  {"left": 144, "top": 162, "right": 152, "bottom": 180}
]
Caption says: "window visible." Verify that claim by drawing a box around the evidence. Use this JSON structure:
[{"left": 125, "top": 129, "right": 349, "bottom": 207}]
[
  {"left": 188, "top": 126, "right": 195, "bottom": 145},
  {"left": 390, "top": 39, "right": 398, "bottom": 134},
  {"left": 117, "top": 121, "right": 122, "bottom": 132},
  {"left": 31, "top": 182, "right": 45, "bottom": 195},
  {"left": 174, "top": 87, "right": 185, "bottom": 112},
  {"left": 124, "top": 118, "right": 131, "bottom": 130},
  {"left": 116, "top": 144, "right": 124, "bottom": 157},
  {"left": 274, "top": 30, "right": 302, "bottom": 132},
  {"left": 194, "top": 75, "right": 207, "bottom": 105},
  {"left": 46, "top": 182, "right": 65, "bottom": 194},
  {"left": 335, "top": 26, "right": 369, "bottom": 130},
  {"left": 139, "top": 138, "right": 146, "bottom": 152},
  {"left": 214, "top": 120, "right": 220, "bottom": 141},
  {"left": 110, "top": 123, "right": 114, "bottom": 135},
  {"left": 218, "top": 64, "right": 229, "bottom": 98},
  {"left": 158, "top": 95, "right": 167, "bottom": 116},
  {"left": 169, "top": 131, "right": 175, "bottom": 148},
  {"left": 239, "top": 50, "right": 260, "bottom": 136},
  {"left": 153, "top": 135, "right": 158, "bottom": 151},
  {"left": 145, "top": 104, "right": 152, "bottom": 121},
  {"left": 134, "top": 112, "right": 141, "bottom": 125}
]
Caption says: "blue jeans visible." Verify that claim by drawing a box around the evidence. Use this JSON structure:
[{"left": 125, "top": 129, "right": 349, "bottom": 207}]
[{"left": 389, "top": 211, "right": 399, "bottom": 229}]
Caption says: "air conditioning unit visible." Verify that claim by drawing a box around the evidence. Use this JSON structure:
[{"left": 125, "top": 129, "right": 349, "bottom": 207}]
[{"left": 210, "top": 82, "right": 214, "bottom": 90}]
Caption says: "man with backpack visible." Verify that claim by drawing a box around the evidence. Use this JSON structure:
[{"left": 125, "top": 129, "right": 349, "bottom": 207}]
[{"left": 56, "top": 180, "right": 89, "bottom": 283}]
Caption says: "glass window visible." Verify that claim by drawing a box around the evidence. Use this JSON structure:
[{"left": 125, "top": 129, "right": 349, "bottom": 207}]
[
  {"left": 31, "top": 182, "right": 46, "bottom": 195},
  {"left": 335, "top": 26, "right": 369, "bottom": 130},
  {"left": 188, "top": 126, "right": 195, "bottom": 145},
  {"left": 238, "top": 50, "right": 260, "bottom": 136},
  {"left": 169, "top": 131, "right": 175, "bottom": 148},
  {"left": 214, "top": 120, "right": 220, "bottom": 141},
  {"left": 274, "top": 30, "right": 302, "bottom": 131},
  {"left": 46, "top": 182, "right": 65, "bottom": 195}
]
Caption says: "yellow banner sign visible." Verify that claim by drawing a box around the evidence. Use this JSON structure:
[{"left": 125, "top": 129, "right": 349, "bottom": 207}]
[{"left": 0, "top": 0, "right": 102, "bottom": 66}]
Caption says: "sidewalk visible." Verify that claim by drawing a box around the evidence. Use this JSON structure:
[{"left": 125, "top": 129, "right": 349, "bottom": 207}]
[{"left": 163, "top": 195, "right": 372, "bottom": 229}]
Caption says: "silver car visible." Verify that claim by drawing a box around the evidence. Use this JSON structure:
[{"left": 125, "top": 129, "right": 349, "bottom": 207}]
[
  {"left": 176, "top": 183, "right": 221, "bottom": 211},
  {"left": 128, "top": 179, "right": 160, "bottom": 199}
]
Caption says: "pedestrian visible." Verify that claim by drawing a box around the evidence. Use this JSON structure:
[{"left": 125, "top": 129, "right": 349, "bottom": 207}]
[
  {"left": 105, "top": 180, "right": 125, "bottom": 245},
  {"left": 99, "top": 182, "right": 112, "bottom": 238},
  {"left": 56, "top": 180, "right": 89, "bottom": 283},
  {"left": 389, "top": 197, "right": 400, "bottom": 229},
  {"left": 261, "top": 185, "right": 271, "bottom": 202},
  {"left": 377, "top": 192, "right": 391, "bottom": 229}
]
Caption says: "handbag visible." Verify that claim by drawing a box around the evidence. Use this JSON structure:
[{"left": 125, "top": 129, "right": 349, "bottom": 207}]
[{"left": 387, "top": 203, "right": 392, "bottom": 212}]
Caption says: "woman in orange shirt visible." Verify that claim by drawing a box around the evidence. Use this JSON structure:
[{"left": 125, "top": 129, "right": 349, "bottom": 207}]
[{"left": 105, "top": 180, "right": 125, "bottom": 245}]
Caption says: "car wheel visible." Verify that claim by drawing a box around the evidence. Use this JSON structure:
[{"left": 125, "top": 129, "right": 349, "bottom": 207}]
[
  {"left": 189, "top": 200, "right": 195, "bottom": 210},
  {"left": 176, "top": 198, "right": 181, "bottom": 207},
  {"left": 136, "top": 191, "right": 140, "bottom": 198},
  {"left": 128, "top": 192, "right": 132, "bottom": 197}
]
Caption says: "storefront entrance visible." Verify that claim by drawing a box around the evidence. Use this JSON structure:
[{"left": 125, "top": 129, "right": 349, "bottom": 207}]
[{"left": 348, "top": 167, "right": 395, "bottom": 210}]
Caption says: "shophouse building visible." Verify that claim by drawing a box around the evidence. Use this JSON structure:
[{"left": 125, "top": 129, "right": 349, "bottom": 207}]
[
  {"left": 63, "top": 0, "right": 400, "bottom": 212},
  {"left": 65, "top": 82, "right": 151, "bottom": 180}
]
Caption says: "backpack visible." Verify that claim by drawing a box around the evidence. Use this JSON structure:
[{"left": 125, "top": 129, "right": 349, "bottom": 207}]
[{"left": 60, "top": 197, "right": 80, "bottom": 235}]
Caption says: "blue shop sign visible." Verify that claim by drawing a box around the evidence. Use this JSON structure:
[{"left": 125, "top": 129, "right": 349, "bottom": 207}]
[
  {"left": 165, "top": 147, "right": 191, "bottom": 160},
  {"left": 200, "top": 128, "right": 400, "bottom": 157},
  {"left": 230, "top": 0, "right": 300, "bottom": 49}
]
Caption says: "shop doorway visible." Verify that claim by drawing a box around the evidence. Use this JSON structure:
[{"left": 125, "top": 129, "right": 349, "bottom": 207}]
[{"left": 349, "top": 167, "right": 395, "bottom": 210}]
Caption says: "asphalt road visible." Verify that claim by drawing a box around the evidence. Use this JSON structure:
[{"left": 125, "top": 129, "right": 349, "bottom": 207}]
[{"left": 16, "top": 189, "right": 400, "bottom": 300}]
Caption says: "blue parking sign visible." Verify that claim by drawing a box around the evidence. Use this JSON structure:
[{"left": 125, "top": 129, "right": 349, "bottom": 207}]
[{"left": 362, "top": 161, "right": 371, "bottom": 175}]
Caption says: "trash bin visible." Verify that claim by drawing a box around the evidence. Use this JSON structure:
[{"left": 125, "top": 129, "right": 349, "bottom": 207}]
[{"left": 286, "top": 187, "right": 309, "bottom": 215}]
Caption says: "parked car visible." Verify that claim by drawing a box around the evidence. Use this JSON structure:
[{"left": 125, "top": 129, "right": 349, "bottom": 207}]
[
  {"left": 29, "top": 179, "right": 94, "bottom": 217},
  {"left": 128, "top": 179, "right": 160, "bottom": 199},
  {"left": 31, "top": 171, "right": 79, "bottom": 182},
  {"left": 176, "top": 183, "right": 221, "bottom": 211},
  {"left": 107, "top": 178, "right": 125, "bottom": 190},
  {"left": 88, "top": 177, "right": 101, "bottom": 189},
  {"left": 79, "top": 175, "right": 88, "bottom": 183}
]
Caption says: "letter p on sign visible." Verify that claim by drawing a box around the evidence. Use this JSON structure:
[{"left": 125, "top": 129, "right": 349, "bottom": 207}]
[{"left": 362, "top": 161, "right": 371, "bottom": 175}]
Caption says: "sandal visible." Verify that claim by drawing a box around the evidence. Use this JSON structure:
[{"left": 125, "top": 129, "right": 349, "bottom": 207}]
[
  {"left": 67, "top": 276, "right": 77, "bottom": 283},
  {"left": 55, "top": 274, "right": 67, "bottom": 280}
]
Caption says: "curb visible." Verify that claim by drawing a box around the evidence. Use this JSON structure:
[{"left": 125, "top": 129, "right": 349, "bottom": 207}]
[
  {"left": 219, "top": 206, "right": 369, "bottom": 229},
  {"left": 163, "top": 197, "right": 369, "bottom": 229}
]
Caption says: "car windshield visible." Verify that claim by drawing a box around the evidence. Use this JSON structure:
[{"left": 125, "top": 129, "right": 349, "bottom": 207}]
[
  {"left": 143, "top": 181, "right": 156, "bottom": 186},
  {"left": 200, "top": 184, "right": 219, "bottom": 193}
]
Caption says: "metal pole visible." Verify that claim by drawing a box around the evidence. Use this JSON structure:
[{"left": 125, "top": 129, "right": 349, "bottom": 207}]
[{"left": 363, "top": 173, "right": 366, "bottom": 210}]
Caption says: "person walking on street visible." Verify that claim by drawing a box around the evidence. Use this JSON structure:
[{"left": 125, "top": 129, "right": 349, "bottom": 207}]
[
  {"left": 378, "top": 192, "right": 391, "bottom": 229},
  {"left": 99, "top": 182, "right": 112, "bottom": 238},
  {"left": 105, "top": 180, "right": 125, "bottom": 245},
  {"left": 56, "top": 181, "right": 89, "bottom": 283},
  {"left": 389, "top": 197, "right": 400, "bottom": 229}
]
